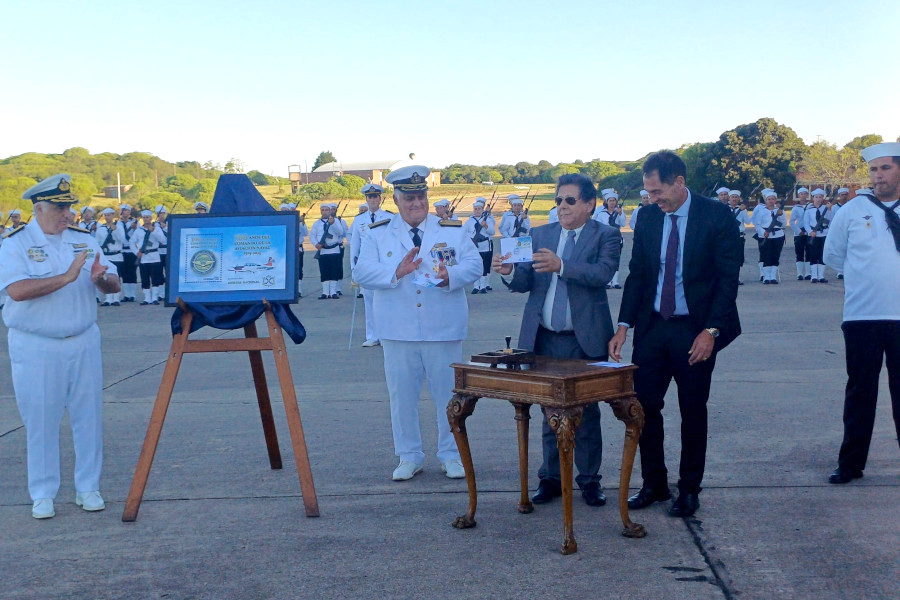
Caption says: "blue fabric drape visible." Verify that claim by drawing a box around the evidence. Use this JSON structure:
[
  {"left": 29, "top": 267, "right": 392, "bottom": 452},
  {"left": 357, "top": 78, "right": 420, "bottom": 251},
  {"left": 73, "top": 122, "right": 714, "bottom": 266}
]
[{"left": 170, "top": 174, "right": 306, "bottom": 344}]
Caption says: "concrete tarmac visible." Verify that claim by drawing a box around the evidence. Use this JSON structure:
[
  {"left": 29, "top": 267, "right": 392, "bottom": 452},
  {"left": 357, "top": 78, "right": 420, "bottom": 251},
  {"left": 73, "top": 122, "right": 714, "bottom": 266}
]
[{"left": 1, "top": 232, "right": 898, "bottom": 600}]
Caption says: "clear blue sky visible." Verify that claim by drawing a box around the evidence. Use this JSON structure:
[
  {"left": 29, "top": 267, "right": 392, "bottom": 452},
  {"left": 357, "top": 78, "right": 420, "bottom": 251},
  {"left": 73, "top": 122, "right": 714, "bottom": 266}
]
[{"left": 1, "top": 0, "right": 897, "bottom": 174}]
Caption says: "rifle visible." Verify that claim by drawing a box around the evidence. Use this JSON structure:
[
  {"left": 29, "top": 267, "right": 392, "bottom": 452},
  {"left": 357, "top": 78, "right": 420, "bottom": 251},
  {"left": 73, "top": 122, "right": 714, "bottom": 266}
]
[
  {"left": 812, "top": 201, "right": 831, "bottom": 233},
  {"left": 100, "top": 223, "right": 116, "bottom": 255},
  {"left": 298, "top": 201, "right": 318, "bottom": 221},
  {"left": 707, "top": 181, "right": 720, "bottom": 197},
  {"left": 761, "top": 205, "right": 784, "bottom": 245},
  {"left": 746, "top": 182, "right": 762, "bottom": 203},
  {"left": 483, "top": 189, "right": 498, "bottom": 218},
  {"left": 448, "top": 192, "right": 464, "bottom": 217},
  {"left": 137, "top": 223, "right": 155, "bottom": 258},
  {"left": 523, "top": 189, "right": 536, "bottom": 215}
]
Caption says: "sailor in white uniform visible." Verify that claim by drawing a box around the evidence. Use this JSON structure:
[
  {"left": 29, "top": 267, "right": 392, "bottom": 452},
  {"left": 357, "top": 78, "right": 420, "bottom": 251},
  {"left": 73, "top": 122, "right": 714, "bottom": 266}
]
[
  {"left": 118, "top": 204, "right": 140, "bottom": 301},
  {"left": 805, "top": 188, "right": 833, "bottom": 283},
  {"left": 629, "top": 190, "right": 651, "bottom": 229},
  {"left": 130, "top": 209, "right": 167, "bottom": 304},
  {"left": 592, "top": 191, "right": 626, "bottom": 288},
  {"left": 462, "top": 198, "right": 496, "bottom": 293},
  {"left": 350, "top": 183, "right": 394, "bottom": 347},
  {"left": 716, "top": 186, "right": 731, "bottom": 204},
  {"left": 354, "top": 166, "right": 482, "bottom": 481},
  {"left": 754, "top": 189, "right": 787, "bottom": 284},
  {"left": 498, "top": 194, "right": 531, "bottom": 239},
  {"left": 789, "top": 187, "right": 812, "bottom": 280},
  {"left": 95, "top": 208, "right": 125, "bottom": 305},
  {"left": 729, "top": 190, "right": 752, "bottom": 285},
  {"left": 154, "top": 205, "right": 169, "bottom": 298},
  {"left": 194, "top": 201, "right": 208, "bottom": 214},
  {"left": 0, "top": 174, "right": 120, "bottom": 519},
  {"left": 310, "top": 202, "right": 347, "bottom": 299}
]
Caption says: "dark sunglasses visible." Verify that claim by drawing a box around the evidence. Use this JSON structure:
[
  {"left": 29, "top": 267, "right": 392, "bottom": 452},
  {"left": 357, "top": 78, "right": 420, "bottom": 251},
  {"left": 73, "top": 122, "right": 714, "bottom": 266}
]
[{"left": 555, "top": 196, "right": 578, "bottom": 206}]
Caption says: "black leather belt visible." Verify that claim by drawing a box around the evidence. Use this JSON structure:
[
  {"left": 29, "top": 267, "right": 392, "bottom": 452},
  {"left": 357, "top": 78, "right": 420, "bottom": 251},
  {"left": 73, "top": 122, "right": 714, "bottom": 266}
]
[
  {"left": 653, "top": 312, "right": 689, "bottom": 321},
  {"left": 539, "top": 325, "right": 575, "bottom": 336}
]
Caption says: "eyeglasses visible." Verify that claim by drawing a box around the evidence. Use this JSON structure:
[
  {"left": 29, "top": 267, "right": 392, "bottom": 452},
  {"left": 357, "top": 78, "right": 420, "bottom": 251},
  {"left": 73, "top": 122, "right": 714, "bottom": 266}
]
[{"left": 555, "top": 196, "right": 578, "bottom": 206}]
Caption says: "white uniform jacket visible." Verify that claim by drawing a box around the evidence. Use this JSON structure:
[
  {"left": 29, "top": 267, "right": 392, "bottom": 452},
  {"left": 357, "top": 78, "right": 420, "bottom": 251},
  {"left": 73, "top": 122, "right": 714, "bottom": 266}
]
[
  {"left": 592, "top": 207, "right": 626, "bottom": 228},
  {"left": 754, "top": 208, "right": 786, "bottom": 238},
  {"left": 789, "top": 203, "right": 810, "bottom": 236},
  {"left": 498, "top": 212, "right": 531, "bottom": 238},
  {"left": 309, "top": 218, "right": 346, "bottom": 255},
  {"left": 95, "top": 222, "right": 126, "bottom": 261},
  {"left": 130, "top": 224, "right": 166, "bottom": 264},
  {"left": 731, "top": 206, "right": 752, "bottom": 233},
  {"left": 350, "top": 208, "right": 393, "bottom": 267},
  {"left": 0, "top": 221, "right": 118, "bottom": 338},
  {"left": 462, "top": 214, "right": 495, "bottom": 252},
  {"left": 298, "top": 220, "right": 308, "bottom": 253},
  {"left": 805, "top": 204, "right": 833, "bottom": 237},
  {"left": 120, "top": 219, "right": 139, "bottom": 254},
  {"left": 548, "top": 207, "right": 559, "bottom": 224},
  {"left": 354, "top": 214, "right": 482, "bottom": 342}
]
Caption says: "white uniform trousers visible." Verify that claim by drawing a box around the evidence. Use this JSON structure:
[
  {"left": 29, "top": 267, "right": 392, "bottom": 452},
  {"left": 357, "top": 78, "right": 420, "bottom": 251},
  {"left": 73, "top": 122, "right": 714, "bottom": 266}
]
[
  {"left": 362, "top": 287, "right": 377, "bottom": 342},
  {"left": 9, "top": 325, "right": 103, "bottom": 500},
  {"left": 381, "top": 339, "right": 462, "bottom": 465}
]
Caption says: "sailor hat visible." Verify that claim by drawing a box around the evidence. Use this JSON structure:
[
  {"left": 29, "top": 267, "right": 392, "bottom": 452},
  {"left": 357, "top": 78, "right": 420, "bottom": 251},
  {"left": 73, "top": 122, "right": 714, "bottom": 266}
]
[
  {"left": 278, "top": 203, "right": 290, "bottom": 210},
  {"left": 361, "top": 183, "right": 384, "bottom": 195},
  {"left": 599, "top": 188, "right": 615, "bottom": 199},
  {"left": 194, "top": 201, "right": 209, "bottom": 210},
  {"left": 120, "top": 204, "right": 132, "bottom": 210},
  {"left": 473, "top": 198, "right": 486, "bottom": 207},
  {"left": 855, "top": 188, "right": 873, "bottom": 196},
  {"left": 80, "top": 205, "right": 95, "bottom": 215},
  {"left": 140, "top": 209, "right": 153, "bottom": 218},
  {"left": 289, "top": 203, "right": 297, "bottom": 210},
  {"left": 729, "top": 190, "right": 741, "bottom": 197},
  {"left": 385, "top": 165, "right": 430, "bottom": 192},
  {"left": 433, "top": 199, "right": 450, "bottom": 207},
  {"left": 762, "top": 189, "right": 778, "bottom": 199},
  {"left": 22, "top": 173, "right": 77, "bottom": 204},
  {"left": 796, "top": 187, "right": 809, "bottom": 194},
  {"left": 508, "top": 194, "right": 523, "bottom": 205},
  {"left": 605, "top": 192, "right": 619, "bottom": 201},
  {"left": 9, "top": 209, "right": 21, "bottom": 216},
  {"left": 101, "top": 208, "right": 116, "bottom": 216},
  {"left": 640, "top": 190, "right": 649, "bottom": 197},
  {"left": 837, "top": 187, "right": 849, "bottom": 194},
  {"left": 811, "top": 188, "right": 826, "bottom": 197},
  {"left": 861, "top": 142, "right": 900, "bottom": 163},
  {"left": 716, "top": 187, "right": 730, "bottom": 194},
  {"left": 155, "top": 205, "right": 167, "bottom": 214}
]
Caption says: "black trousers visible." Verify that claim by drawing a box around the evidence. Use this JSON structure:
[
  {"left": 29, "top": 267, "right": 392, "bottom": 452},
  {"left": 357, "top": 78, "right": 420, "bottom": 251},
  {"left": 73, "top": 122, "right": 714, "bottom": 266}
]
[
  {"left": 479, "top": 250, "right": 492, "bottom": 276},
  {"left": 534, "top": 326, "right": 603, "bottom": 488},
  {"left": 139, "top": 262, "right": 164, "bottom": 289},
  {"left": 808, "top": 236, "right": 826, "bottom": 265},
  {"left": 738, "top": 234, "right": 745, "bottom": 266},
  {"left": 760, "top": 236, "right": 785, "bottom": 267},
  {"left": 632, "top": 314, "right": 717, "bottom": 494},
  {"left": 120, "top": 252, "right": 138, "bottom": 284},
  {"left": 838, "top": 321, "right": 900, "bottom": 472},
  {"left": 317, "top": 253, "right": 341, "bottom": 281},
  {"left": 794, "top": 234, "right": 809, "bottom": 262},
  {"left": 297, "top": 251, "right": 304, "bottom": 280}
]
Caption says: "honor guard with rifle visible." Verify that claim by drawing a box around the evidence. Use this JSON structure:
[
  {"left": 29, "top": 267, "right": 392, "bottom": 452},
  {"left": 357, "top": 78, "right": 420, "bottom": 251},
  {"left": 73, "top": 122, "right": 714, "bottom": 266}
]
[
  {"left": 433, "top": 198, "right": 451, "bottom": 218},
  {"left": 789, "top": 187, "right": 812, "bottom": 280},
  {"left": 629, "top": 190, "right": 651, "bottom": 229},
  {"left": 79, "top": 206, "right": 97, "bottom": 233},
  {"left": 96, "top": 208, "right": 125, "bottom": 305},
  {"left": 498, "top": 194, "right": 531, "bottom": 239},
  {"left": 729, "top": 190, "right": 752, "bottom": 285},
  {"left": 547, "top": 205, "right": 559, "bottom": 224},
  {"left": 131, "top": 209, "right": 166, "bottom": 304},
  {"left": 754, "top": 189, "right": 787, "bottom": 284},
  {"left": 832, "top": 187, "right": 850, "bottom": 279},
  {"left": 154, "top": 205, "right": 169, "bottom": 297},
  {"left": 0, "top": 174, "right": 121, "bottom": 519},
  {"left": 117, "top": 204, "right": 139, "bottom": 301},
  {"left": 194, "top": 201, "right": 208, "bottom": 214},
  {"left": 593, "top": 190, "right": 626, "bottom": 288},
  {"left": 353, "top": 165, "right": 482, "bottom": 482},
  {"left": 333, "top": 201, "right": 350, "bottom": 296},
  {"left": 805, "top": 188, "right": 833, "bottom": 283},
  {"left": 311, "top": 202, "right": 346, "bottom": 299},
  {"left": 463, "top": 197, "right": 496, "bottom": 293},
  {"left": 8, "top": 208, "right": 23, "bottom": 229},
  {"left": 716, "top": 187, "right": 730, "bottom": 204},
  {"left": 350, "top": 183, "right": 394, "bottom": 347}
]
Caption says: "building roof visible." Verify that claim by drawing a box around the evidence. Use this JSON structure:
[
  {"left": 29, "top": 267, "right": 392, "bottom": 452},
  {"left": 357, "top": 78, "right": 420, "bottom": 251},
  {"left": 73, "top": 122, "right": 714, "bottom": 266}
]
[{"left": 312, "top": 160, "right": 404, "bottom": 173}]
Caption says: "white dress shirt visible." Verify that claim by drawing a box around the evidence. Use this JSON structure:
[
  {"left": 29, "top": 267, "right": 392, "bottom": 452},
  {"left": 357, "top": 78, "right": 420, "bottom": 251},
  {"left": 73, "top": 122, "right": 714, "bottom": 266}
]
[
  {"left": 653, "top": 191, "right": 691, "bottom": 315},
  {"left": 540, "top": 222, "right": 586, "bottom": 331}
]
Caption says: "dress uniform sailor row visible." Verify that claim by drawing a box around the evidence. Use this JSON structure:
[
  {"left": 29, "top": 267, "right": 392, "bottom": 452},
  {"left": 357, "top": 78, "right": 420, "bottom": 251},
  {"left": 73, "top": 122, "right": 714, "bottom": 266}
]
[
  {"left": 95, "top": 208, "right": 126, "bottom": 305},
  {"left": 350, "top": 183, "right": 394, "bottom": 347},
  {"left": 789, "top": 188, "right": 813, "bottom": 279},
  {"left": 498, "top": 194, "right": 531, "bottom": 239},
  {"left": 118, "top": 205, "right": 140, "bottom": 301},
  {"left": 131, "top": 210, "right": 166, "bottom": 304},
  {"left": 805, "top": 189, "right": 833, "bottom": 283},
  {"left": 462, "top": 198, "right": 496, "bottom": 293},
  {"left": 753, "top": 189, "right": 787, "bottom": 284},
  {"left": 592, "top": 190, "right": 625, "bottom": 288},
  {"left": 310, "top": 202, "right": 347, "bottom": 299}
]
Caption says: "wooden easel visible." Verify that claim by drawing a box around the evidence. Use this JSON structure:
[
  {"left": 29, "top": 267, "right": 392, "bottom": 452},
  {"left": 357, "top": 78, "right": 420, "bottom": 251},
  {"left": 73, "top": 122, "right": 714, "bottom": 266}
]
[{"left": 122, "top": 299, "right": 319, "bottom": 521}]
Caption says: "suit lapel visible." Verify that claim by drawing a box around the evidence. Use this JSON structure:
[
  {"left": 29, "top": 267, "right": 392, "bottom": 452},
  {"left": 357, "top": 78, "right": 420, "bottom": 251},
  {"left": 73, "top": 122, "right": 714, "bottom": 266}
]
[
  {"left": 646, "top": 205, "right": 664, "bottom": 271},
  {"left": 683, "top": 194, "right": 703, "bottom": 270},
  {"left": 571, "top": 220, "right": 595, "bottom": 261}
]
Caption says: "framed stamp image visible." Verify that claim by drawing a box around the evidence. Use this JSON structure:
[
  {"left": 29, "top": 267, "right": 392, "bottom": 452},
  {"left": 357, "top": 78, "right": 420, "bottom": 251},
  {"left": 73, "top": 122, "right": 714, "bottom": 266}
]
[{"left": 164, "top": 212, "right": 300, "bottom": 306}]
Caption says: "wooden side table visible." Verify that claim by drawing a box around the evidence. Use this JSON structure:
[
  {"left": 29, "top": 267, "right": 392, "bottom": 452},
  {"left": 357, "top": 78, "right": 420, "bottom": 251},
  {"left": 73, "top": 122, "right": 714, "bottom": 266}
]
[{"left": 447, "top": 357, "right": 646, "bottom": 554}]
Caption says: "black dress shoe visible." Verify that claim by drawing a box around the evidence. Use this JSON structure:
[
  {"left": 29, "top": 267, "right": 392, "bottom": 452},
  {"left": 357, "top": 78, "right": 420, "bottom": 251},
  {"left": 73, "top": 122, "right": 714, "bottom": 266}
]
[
  {"left": 668, "top": 491, "right": 700, "bottom": 517},
  {"left": 532, "top": 479, "right": 562, "bottom": 504},
  {"left": 613, "top": 284, "right": 622, "bottom": 289},
  {"left": 804, "top": 275, "right": 812, "bottom": 280},
  {"left": 471, "top": 288, "right": 479, "bottom": 295},
  {"left": 828, "top": 467, "right": 863, "bottom": 484},
  {"left": 581, "top": 482, "right": 607, "bottom": 507},
  {"left": 837, "top": 273, "right": 844, "bottom": 279},
  {"left": 485, "top": 286, "right": 492, "bottom": 291},
  {"left": 318, "top": 294, "right": 328, "bottom": 300},
  {"left": 627, "top": 486, "right": 671, "bottom": 509},
  {"left": 797, "top": 275, "right": 804, "bottom": 280}
]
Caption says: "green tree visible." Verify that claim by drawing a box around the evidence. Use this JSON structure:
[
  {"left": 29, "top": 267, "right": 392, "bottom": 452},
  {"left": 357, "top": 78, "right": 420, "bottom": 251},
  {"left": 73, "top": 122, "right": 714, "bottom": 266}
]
[
  {"left": 581, "top": 160, "right": 623, "bottom": 182},
  {"left": 247, "top": 170, "right": 273, "bottom": 186},
  {"left": 335, "top": 174, "right": 366, "bottom": 197},
  {"left": 313, "top": 151, "right": 336, "bottom": 170}
]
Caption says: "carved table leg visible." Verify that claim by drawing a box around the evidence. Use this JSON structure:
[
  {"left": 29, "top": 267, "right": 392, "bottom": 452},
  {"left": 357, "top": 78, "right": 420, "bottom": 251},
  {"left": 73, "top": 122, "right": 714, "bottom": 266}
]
[
  {"left": 447, "top": 394, "right": 479, "bottom": 529},
  {"left": 511, "top": 403, "right": 533, "bottom": 514},
  {"left": 610, "top": 396, "right": 647, "bottom": 538},
  {"left": 547, "top": 408, "right": 583, "bottom": 555}
]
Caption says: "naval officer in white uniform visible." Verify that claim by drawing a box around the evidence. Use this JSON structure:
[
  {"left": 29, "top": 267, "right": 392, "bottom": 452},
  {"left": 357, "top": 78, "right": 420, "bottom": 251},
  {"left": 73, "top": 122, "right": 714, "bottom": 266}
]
[
  {"left": 350, "top": 183, "right": 394, "bottom": 347},
  {"left": 0, "top": 174, "right": 120, "bottom": 519},
  {"left": 354, "top": 165, "right": 482, "bottom": 481}
]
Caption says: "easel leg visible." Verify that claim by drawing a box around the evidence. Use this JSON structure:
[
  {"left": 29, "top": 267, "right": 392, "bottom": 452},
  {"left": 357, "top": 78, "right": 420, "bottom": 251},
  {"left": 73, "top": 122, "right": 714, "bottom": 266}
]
[
  {"left": 512, "top": 402, "right": 533, "bottom": 514},
  {"left": 548, "top": 408, "right": 582, "bottom": 555},
  {"left": 264, "top": 308, "right": 319, "bottom": 517},
  {"left": 610, "top": 396, "right": 647, "bottom": 538},
  {"left": 244, "top": 322, "right": 283, "bottom": 470},
  {"left": 448, "top": 394, "right": 479, "bottom": 528},
  {"left": 122, "top": 311, "right": 192, "bottom": 522}
]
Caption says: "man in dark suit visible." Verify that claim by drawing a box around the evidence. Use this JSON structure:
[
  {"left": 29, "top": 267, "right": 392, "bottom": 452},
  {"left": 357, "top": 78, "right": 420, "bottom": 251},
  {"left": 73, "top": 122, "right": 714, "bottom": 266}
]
[
  {"left": 493, "top": 173, "right": 622, "bottom": 507},
  {"left": 608, "top": 151, "right": 741, "bottom": 518}
]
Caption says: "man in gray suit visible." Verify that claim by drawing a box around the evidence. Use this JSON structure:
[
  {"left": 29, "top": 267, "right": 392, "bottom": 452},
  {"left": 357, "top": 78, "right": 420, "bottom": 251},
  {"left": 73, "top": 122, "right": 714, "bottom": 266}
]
[{"left": 493, "top": 173, "right": 622, "bottom": 506}]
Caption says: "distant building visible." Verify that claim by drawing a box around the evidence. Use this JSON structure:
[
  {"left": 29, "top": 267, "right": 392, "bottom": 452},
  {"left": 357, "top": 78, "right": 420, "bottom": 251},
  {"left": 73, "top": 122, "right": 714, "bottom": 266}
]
[
  {"left": 288, "top": 160, "right": 441, "bottom": 193},
  {"left": 103, "top": 184, "right": 133, "bottom": 198}
]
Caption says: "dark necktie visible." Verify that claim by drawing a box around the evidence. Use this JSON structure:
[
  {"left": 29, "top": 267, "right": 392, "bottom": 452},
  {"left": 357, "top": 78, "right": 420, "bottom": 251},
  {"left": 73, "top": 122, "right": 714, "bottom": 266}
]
[
  {"left": 370, "top": 212, "right": 376, "bottom": 223},
  {"left": 550, "top": 230, "right": 577, "bottom": 330},
  {"left": 864, "top": 195, "right": 900, "bottom": 253},
  {"left": 608, "top": 212, "right": 617, "bottom": 227},
  {"left": 411, "top": 227, "right": 421, "bottom": 247},
  {"left": 660, "top": 214, "right": 679, "bottom": 319}
]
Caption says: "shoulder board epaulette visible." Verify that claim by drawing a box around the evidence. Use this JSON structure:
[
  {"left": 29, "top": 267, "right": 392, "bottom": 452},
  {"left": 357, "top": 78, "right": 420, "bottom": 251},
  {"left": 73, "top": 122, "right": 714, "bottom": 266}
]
[
  {"left": 2, "top": 224, "right": 25, "bottom": 239},
  {"left": 439, "top": 219, "right": 463, "bottom": 227},
  {"left": 383, "top": 209, "right": 394, "bottom": 214},
  {"left": 67, "top": 225, "right": 92, "bottom": 234},
  {"left": 369, "top": 218, "right": 391, "bottom": 229}
]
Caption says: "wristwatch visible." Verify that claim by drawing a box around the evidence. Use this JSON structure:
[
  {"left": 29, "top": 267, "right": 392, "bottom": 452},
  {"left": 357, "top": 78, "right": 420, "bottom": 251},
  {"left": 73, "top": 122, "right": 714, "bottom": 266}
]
[{"left": 705, "top": 327, "right": 720, "bottom": 338}]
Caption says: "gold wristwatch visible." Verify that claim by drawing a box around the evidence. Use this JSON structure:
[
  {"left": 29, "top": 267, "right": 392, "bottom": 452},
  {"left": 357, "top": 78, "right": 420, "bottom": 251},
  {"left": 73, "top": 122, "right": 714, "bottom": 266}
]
[{"left": 705, "top": 327, "right": 720, "bottom": 338}]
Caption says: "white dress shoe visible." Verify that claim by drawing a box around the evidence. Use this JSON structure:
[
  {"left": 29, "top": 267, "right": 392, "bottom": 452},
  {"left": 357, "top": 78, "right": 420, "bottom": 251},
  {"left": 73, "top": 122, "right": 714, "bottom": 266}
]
[
  {"left": 32, "top": 499, "right": 55, "bottom": 519},
  {"left": 361, "top": 339, "right": 381, "bottom": 347},
  {"left": 392, "top": 461, "right": 423, "bottom": 481},
  {"left": 75, "top": 491, "right": 106, "bottom": 512},
  {"left": 441, "top": 459, "right": 466, "bottom": 479}
]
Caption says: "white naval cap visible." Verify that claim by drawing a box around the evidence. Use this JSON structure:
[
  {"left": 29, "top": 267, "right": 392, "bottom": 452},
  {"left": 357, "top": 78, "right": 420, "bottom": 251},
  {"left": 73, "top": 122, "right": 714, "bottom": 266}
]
[
  {"left": 278, "top": 203, "right": 291, "bottom": 210},
  {"left": 9, "top": 209, "right": 21, "bottom": 215},
  {"left": 194, "top": 201, "right": 209, "bottom": 210},
  {"left": 140, "top": 209, "right": 153, "bottom": 217},
  {"left": 508, "top": 195, "right": 523, "bottom": 205},
  {"left": 473, "top": 197, "right": 486, "bottom": 207},
  {"left": 861, "top": 142, "right": 900, "bottom": 163},
  {"left": 762, "top": 189, "right": 778, "bottom": 199},
  {"left": 716, "top": 187, "right": 730, "bottom": 194},
  {"left": 101, "top": 208, "right": 115, "bottom": 215},
  {"left": 797, "top": 187, "right": 809, "bottom": 194},
  {"left": 640, "top": 190, "right": 649, "bottom": 197},
  {"left": 385, "top": 165, "right": 430, "bottom": 192},
  {"left": 433, "top": 198, "right": 450, "bottom": 207},
  {"left": 811, "top": 188, "right": 826, "bottom": 197},
  {"left": 729, "top": 190, "right": 741, "bottom": 197},
  {"left": 80, "top": 205, "right": 94, "bottom": 215},
  {"left": 288, "top": 203, "right": 297, "bottom": 210},
  {"left": 155, "top": 205, "right": 167, "bottom": 214},
  {"left": 22, "top": 173, "right": 78, "bottom": 204},
  {"left": 837, "top": 187, "right": 849, "bottom": 194},
  {"left": 120, "top": 203, "right": 132, "bottom": 210},
  {"left": 855, "top": 187, "right": 873, "bottom": 196},
  {"left": 599, "top": 188, "right": 615, "bottom": 199},
  {"left": 605, "top": 192, "right": 619, "bottom": 200},
  {"left": 360, "top": 183, "right": 384, "bottom": 195}
]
